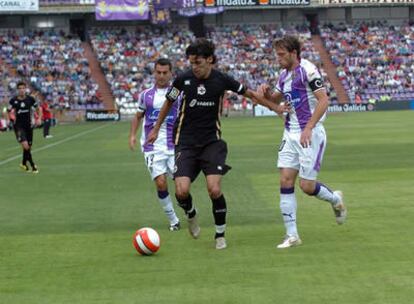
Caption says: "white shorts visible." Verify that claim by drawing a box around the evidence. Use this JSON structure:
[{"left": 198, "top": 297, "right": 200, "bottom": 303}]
[
  {"left": 277, "top": 125, "right": 327, "bottom": 180},
  {"left": 144, "top": 152, "right": 175, "bottom": 180}
]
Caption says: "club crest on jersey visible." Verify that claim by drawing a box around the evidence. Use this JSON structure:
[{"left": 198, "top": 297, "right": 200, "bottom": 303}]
[
  {"left": 184, "top": 80, "right": 191, "bottom": 86},
  {"left": 20, "top": 102, "right": 25, "bottom": 108},
  {"left": 197, "top": 84, "right": 206, "bottom": 95}
]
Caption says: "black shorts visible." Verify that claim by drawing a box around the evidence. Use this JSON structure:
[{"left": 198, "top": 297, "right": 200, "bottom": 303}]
[
  {"left": 14, "top": 126, "right": 33, "bottom": 145},
  {"left": 174, "top": 140, "right": 232, "bottom": 182}
]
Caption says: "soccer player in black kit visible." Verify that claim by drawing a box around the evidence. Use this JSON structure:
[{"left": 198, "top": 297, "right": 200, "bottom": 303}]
[
  {"left": 147, "top": 39, "right": 260, "bottom": 249},
  {"left": 8, "top": 81, "right": 39, "bottom": 173}
]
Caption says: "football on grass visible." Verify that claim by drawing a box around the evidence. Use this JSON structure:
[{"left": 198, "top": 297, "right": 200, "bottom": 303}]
[{"left": 133, "top": 227, "right": 160, "bottom": 255}]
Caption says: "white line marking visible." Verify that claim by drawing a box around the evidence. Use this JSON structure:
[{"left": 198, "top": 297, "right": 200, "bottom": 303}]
[{"left": 0, "top": 124, "right": 110, "bottom": 166}]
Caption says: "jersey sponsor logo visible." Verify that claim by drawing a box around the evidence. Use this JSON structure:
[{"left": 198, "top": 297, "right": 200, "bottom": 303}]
[
  {"left": 197, "top": 84, "right": 206, "bottom": 95},
  {"left": 148, "top": 110, "right": 175, "bottom": 122},
  {"left": 284, "top": 91, "right": 301, "bottom": 108},
  {"left": 189, "top": 99, "right": 198, "bottom": 107},
  {"left": 17, "top": 109, "right": 29, "bottom": 114},
  {"left": 184, "top": 80, "right": 191, "bottom": 86},
  {"left": 189, "top": 99, "right": 215, "bottom": 108},
  {"left": 167, "top": 87, "right": 180, "bottom": 100}
]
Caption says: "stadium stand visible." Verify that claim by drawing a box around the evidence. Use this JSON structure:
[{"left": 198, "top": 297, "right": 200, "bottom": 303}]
[
  {"left": 89, "top": 27, "right": 194, "bottom": 115},
  {"left": 208, "top": 24, "right": 336, "bottom": 104},
  {"left": 0, "top": 30, "right": 103, "bottom": 111},
  {"left": 320, "top": 22, "right": 414, "bottom": 103},
  {"left": 90, "top": 24, "right": 336, "bottom": 114}
]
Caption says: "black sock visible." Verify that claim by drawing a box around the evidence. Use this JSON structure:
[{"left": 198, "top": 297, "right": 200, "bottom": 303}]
[
  {"left": 175, "top": 194, "right": 196, "bottom": 218},
  {"left": 212, "top": 195, "right": 227, "bottom": 238},
  {"left": 22, "top": 150, "right": 28, "bottom": 166},
  {"left": 26, "top": 150, "right": 35, "bottom": 168}
]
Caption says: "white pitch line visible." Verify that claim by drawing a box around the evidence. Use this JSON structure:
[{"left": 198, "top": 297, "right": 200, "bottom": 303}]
[{"left": 0, "top": 123, "right": 111, "bottom": 166}]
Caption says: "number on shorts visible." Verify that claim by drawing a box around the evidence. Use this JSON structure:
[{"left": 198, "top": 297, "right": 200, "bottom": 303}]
[{"left": 146, "top": 154, "right": 154, "bottom": 172}]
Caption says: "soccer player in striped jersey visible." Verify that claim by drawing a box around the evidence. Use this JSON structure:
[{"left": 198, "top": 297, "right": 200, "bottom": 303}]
[
  {"left": 129, "top": 58, "right": 181, "bottom": 231},
  {"left": 255, "top": 36, "right": 347, "bottom": 249}
]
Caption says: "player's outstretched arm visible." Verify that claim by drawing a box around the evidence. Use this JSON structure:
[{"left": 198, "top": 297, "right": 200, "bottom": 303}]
[
  {"left": 248, "top": 85, "right": 288, "bottom": 116},
  {"left": 129, "top": 112, "right": 144, "bottom": 151},
  {"left": 147, "top": 99, "right": 174, "bottom": 144}
]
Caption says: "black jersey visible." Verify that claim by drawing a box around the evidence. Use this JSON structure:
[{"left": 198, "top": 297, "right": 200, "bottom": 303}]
[
  {"left": 166, "top": 69, "right": 246, "bottom": 147},
  {"left": 8, "top": 95, "right": 38, "bottom": 128}
]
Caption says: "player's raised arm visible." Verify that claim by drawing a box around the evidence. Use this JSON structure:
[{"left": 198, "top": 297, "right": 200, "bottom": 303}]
[{"left": 146, "top": 99, "right": 174, "bottom": 144}]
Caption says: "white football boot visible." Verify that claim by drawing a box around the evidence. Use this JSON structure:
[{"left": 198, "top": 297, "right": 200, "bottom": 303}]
[
  {"left": 187, "top": 214, "right": 200, "bottom": 239},
  {"left": 215, "top": 237, "right": 227, "bottom": 250},
  {"left": 332, "top": 191, "right": 347, "bottom": 225},
  {"left": 277, "top": 235, "right": 302, "bottom": 249}
]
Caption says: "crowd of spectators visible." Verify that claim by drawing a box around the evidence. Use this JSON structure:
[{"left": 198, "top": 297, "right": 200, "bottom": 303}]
[
  {"left": 4, "top": 21, "right": 412, "bottom": 118},
  {"left": 321, "top": 21, "right": 414, "bottom": 103},
  {"left": 89, "top": 26, "right": 194, "bottom": 114},
  {"left": 90, "top": 24, "right": 334, "bottom": 114},
  {"left": 208, "top": 24, "right": 335, "bottom": 105},
  {"left": 0, "top": 30, "right": 102, "bottom": 111}
]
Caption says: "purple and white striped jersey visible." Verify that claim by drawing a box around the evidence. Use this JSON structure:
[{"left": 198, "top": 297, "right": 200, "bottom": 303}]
[
  {"left": 137, "top": 86, "right": 179, "bottom": 154},
  {"left": 276, "top": 59, "right": 327, "bottom": 132}
]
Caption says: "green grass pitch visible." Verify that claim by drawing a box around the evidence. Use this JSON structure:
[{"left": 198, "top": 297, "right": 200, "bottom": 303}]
[{"left": 1, "top": 111, "right": 413, "bottom": 303}]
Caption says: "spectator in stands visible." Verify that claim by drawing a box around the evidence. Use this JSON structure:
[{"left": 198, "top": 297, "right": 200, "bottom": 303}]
[
  {"left": 89, "top": 25, "right": 334, "bottom": 114},
  {"left": 0, "top": 30, "right": 101, "bottom": 110},
  {"left": 321, "top": 22, "right": 414, "bottom": 103}
]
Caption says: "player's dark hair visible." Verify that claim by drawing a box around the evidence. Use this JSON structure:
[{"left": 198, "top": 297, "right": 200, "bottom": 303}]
[
  {"left": 186, "top": 38, "right": 217, "bottom": 64},
  {"left": 17, "top": 81, "right": 26, "bottom": 88},
  {"left": 155, "top": 58, "right": 172, "bottom": 71},
  {"left": 273, "top": 36, "right": 302, "bottom": 60}
]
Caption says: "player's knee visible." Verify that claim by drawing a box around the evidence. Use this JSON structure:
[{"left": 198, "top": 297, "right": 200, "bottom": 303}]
[
  {"left": 207, "top": 185, "right": 221, "bottom": 199},
  {"left": 154, "top": 175, "right": 167, "bottom": 191},
  {"left": 175, "top": 187, "right": 189, "bottom": 200},
  {"left": 280, "top": 176, "right": 295, "bottom": 188},
  {"left": 299, "top": 180, "right": 314, "bottom": 195}
]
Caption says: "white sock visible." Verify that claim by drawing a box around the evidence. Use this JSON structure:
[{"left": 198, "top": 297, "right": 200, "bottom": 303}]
[
  {"left": 280, "top": 188, "right": 298, "bottom": 237},
  {"left": 158, "top": 194, "right": 179, "bottom": 225},
  {"left": 313, "top": 182, "right": 340, "bottom": 205},
  {"left": 215, "top": 224, "right": 226, "bottom": 235}
]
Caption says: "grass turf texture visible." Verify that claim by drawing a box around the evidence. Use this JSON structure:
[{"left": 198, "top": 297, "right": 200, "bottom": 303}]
[{"left": 1, "top": 111, "right": 413, "bottom": 303}]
